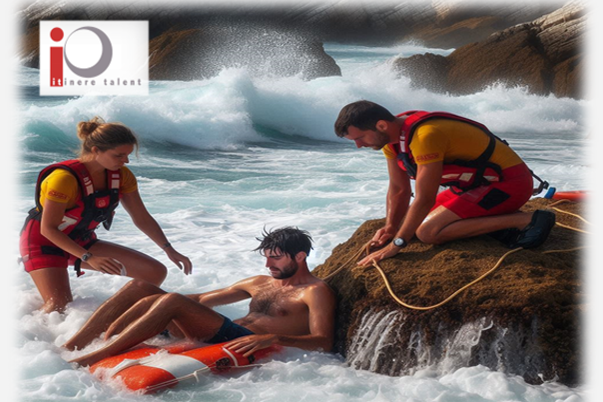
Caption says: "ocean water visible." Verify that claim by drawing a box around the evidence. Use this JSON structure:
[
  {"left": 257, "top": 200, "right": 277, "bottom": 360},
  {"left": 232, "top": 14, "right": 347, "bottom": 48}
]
[{"left": 12, "top": 41, "right": 590, "bottom": 402}]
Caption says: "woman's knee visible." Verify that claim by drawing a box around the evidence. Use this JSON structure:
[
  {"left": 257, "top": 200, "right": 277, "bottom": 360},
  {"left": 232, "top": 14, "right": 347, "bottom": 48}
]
[{"left": 148, "top": 261, "right": 168, "bottom": 285}]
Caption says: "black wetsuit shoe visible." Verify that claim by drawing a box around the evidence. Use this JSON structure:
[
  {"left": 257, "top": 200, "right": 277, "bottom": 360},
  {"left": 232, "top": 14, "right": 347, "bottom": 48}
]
[
  {"left": 508, "top": 210, "right": 556, "bottom": 249},
  {"left": 488, "top": 227, "right": 521, "bottom": 247}
]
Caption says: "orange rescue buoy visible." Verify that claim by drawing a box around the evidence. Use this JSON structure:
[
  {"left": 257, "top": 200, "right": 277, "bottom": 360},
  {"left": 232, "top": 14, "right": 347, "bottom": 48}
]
[
  {"left": 551, "top": 191, "right": 588, "bottom": 202},
  {"left": 90, "top": 342, "right": 279, "bottom": 393}
]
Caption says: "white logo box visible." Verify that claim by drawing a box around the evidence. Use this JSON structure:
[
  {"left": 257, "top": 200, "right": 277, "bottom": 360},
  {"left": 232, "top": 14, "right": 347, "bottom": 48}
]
[{"left": 40, "top": 21, "right": 149, "bottom": 96}]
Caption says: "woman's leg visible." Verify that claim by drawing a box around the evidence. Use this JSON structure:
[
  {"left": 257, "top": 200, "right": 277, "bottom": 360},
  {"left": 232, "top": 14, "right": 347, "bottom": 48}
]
[
  {"left": 85, "top": 240, "right": 167, "bottom": 285},
  {"left": 29, "top": 268, "right": 73, "bottom": 313},
  {"left": 62, "top": 279, "right": 165, "bottom": 350}
]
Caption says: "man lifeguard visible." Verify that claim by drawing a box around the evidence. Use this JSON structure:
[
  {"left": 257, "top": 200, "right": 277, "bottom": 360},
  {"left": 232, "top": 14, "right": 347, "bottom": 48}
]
[{"left": 334, "top": 100, "right": 555, "bottom": 265}]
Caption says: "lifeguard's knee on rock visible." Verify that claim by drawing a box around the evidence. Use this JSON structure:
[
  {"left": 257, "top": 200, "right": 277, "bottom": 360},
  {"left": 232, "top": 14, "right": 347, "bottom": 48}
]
[{"left": 415, "top": 224, "right": 443, "bottom": 245}]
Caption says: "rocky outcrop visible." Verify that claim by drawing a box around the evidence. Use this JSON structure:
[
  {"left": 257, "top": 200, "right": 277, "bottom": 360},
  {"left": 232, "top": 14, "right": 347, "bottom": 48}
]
[
  {"left": 405, "top": 1, "right": 565, "bottom": 49},
  {"left": 394, "top": 1, "right": 585, "bottom": 99},
  {"left": 18, "top": 1, "right": 342, "bottom": 80},
  {"left": 313, "top": 198, "right": 583, "bottom": 386},
  {"left": 148, "top": 25, "right": 341, "bottom": 81}
]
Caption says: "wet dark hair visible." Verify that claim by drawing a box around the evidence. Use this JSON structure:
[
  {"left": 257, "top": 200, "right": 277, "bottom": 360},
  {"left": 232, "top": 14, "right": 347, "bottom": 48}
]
[
  {"left": 334, "top": 100, "right": 396, "bottom": 137},
  {"left": 254, "top": 226, "right": 313, "bottom": 259}
]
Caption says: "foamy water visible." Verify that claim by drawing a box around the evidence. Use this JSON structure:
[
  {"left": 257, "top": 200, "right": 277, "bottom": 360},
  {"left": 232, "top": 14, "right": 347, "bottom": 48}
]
[{"left": 12, "top": 42, "right": 589, "bottom": 401}]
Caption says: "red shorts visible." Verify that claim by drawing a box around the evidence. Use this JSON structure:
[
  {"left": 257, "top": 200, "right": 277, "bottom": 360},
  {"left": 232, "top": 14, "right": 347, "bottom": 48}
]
[
  {"left": 19, "top": 217, "right": 98, "bottom": 273},
  {"left": 433, "top": 163, "right": 533, "bottom": 219}
]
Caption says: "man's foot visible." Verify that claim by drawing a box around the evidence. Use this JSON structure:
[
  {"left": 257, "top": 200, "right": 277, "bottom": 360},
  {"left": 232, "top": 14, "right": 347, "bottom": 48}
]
[{"left": 508, "top": 210, "right": 556, "bottom": 249}]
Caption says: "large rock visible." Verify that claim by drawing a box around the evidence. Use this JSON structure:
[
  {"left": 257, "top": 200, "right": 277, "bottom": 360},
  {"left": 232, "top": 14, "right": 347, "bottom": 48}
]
[
  {"left": 313, "top": 198, "right": 582, "bottom": 386},
  {"left": 17, "top": 1, "right": 342, "bottom": 80},
  {"left": 405, "top": 1, "right": 564, "bottom": 49},
  {"left": 148, "top": 25, "right": 341, "bottom": 81},
  {"left": 393, "top": 1, "right": 585, "bottom": 99}
]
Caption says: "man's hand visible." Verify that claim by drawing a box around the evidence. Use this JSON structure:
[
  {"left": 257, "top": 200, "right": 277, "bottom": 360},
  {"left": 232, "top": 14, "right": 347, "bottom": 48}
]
[
  {"left": 225, "top": 334, "right": 278, "bottom": 357},
  {"left": 370, "top": 225, "right": 397, "bottom": 248},
  {"left": 358, "top": 243, "right": 401, "bottom": 266}
]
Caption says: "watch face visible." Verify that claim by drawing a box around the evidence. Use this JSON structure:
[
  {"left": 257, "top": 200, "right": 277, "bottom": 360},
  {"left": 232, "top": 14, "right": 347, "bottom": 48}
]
[{"left": 394, "top": 238, "right": 404, "bottom": 247}]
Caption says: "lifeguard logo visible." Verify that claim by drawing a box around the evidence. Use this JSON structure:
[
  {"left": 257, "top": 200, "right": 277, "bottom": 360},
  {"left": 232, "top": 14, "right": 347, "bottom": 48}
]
[
  {"left": 415, "top": 153, "right": 441, "bottom": 162},
  {"left": 40, "top": 21, "right": 148, "bottom": 96}
]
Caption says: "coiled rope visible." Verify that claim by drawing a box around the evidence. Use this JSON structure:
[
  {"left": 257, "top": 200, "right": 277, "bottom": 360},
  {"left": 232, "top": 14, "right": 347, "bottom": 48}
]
[{"left": 322, "top": 203, "right": 587, "bottom": 311}]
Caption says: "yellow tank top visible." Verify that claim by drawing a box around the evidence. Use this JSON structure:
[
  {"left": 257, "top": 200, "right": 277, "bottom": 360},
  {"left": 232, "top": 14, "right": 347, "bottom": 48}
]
[
  {"left": 382, "top": 119, "right": 523, "bottom": 169},
  {"left": 39, "top": 166, "right": 138, "bottom": 209}
]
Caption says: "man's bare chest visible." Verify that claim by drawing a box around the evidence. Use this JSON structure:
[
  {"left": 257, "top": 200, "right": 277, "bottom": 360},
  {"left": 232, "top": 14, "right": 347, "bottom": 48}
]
[{"left": 249, "top": 286, "right": 308, "bottom": 317}]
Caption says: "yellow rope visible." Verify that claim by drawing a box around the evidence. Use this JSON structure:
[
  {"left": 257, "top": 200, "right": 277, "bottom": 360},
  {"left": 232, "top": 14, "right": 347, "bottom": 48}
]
[
  {"left": 323, "top": 204, "right": 587, "bottom": 311},
  {"left": 369, "top": 248, "right": 524, "bottom": 311},
  {"left": 551, "top": 207, "right": 590, "bottom": 225},
  {"left": 555, "top": 222, "right": 590, "bottom": 234}
]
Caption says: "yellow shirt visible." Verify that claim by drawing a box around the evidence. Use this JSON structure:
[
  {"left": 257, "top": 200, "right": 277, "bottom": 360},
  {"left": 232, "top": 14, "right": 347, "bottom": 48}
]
[
  {"left": 382, "top": 119, "right": 523, "bottom": 169},
  {"left": 39, "top": 166, "right": 138, "bottom": 209}
]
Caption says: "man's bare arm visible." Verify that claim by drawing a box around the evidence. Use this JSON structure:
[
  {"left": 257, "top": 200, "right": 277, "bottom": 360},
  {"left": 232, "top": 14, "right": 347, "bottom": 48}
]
[
  {"left": 372, "top": 157, "right": 412, "bottom": 246},
  {"left": 188, "top": 276, "right": 264, "bottom": 308}
]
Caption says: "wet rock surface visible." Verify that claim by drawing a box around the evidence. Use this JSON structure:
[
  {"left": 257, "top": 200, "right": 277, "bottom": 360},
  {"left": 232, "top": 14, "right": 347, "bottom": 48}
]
[
  {"left": 313, "top": 198, "right": 584, "bottom": 386},
  {"left": 393, "top": 1, "right": 585, "bottom": 99}
]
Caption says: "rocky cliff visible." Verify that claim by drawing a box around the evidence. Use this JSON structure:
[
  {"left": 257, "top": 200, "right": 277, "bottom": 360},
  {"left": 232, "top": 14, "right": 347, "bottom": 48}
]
[
  {"left": 313, "top": 198, "right": 583, "bottom": 386},
  {"left": 393, "top": 1, "right": 585, "bottom": 99}
]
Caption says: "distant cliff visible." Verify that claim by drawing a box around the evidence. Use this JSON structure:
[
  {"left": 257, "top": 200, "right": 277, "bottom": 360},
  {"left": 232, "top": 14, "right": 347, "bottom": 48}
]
[
  {"left": 393, "top": 1, "right": 585, "bottom": 99},
  {"left": 314, "top": 198, "right": 582, "bottom": 386}
]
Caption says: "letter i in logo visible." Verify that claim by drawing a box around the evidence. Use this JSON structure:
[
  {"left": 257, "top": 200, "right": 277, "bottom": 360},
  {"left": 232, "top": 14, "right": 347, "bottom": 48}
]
[{"left": 50, "top": 27, "right": 64, "bottom": 87}]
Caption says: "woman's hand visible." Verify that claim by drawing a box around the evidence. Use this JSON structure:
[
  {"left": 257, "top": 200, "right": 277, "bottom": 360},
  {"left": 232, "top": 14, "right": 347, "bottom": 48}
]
[
  {"left": 165, "top": 247, "right": 193, "bottom": 275},
  {"left": 86, "top": 255, "right": 125, "bottom": 275},
  {"left": 358, "top": 243, "right": 401, "bottom": 266}
]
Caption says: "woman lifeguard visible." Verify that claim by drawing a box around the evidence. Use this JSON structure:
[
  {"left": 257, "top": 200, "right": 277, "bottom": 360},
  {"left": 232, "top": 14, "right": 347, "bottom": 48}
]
[{"left": 20, "top": 117, "right": 192, "bottom": 313}]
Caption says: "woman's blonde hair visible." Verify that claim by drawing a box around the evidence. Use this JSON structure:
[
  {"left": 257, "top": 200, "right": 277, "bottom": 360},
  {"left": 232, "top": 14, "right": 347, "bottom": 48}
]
[{"left": 77, "top": 117, "right": 139, "bottom": 159}]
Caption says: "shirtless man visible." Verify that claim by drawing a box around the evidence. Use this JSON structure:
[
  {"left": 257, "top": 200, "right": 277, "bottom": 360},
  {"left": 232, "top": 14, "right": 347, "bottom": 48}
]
[{"left": 63, "top": 227, "right": 336, "bottom": 367}]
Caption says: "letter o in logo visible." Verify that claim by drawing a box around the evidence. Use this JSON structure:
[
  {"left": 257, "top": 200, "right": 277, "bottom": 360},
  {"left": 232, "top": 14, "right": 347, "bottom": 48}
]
[{"left": 64, "top": 26, "right": 113, "bottom": 78}]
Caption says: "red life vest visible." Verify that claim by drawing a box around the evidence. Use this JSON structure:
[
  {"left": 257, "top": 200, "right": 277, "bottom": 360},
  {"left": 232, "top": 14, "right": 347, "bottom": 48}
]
[
  {"left": 388, "top": 110, "right": 507, "bottom": 193},
  {"left": 22, "top": 159, "right": 121, "bottom": 241}
]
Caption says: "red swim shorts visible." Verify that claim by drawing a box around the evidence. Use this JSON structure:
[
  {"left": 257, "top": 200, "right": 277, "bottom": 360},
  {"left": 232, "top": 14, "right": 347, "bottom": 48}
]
[
  {"left": 19, "top": 217, "right": 98, "bottom": 273},
  {"left": 433, "top": 163, "right": 533, "bottom": 219}
]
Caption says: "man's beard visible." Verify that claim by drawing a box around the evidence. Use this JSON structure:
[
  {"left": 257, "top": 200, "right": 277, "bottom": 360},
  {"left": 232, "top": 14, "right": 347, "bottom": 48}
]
[{"left": 269, "top": 259, "right": 299, "bottom": 279}]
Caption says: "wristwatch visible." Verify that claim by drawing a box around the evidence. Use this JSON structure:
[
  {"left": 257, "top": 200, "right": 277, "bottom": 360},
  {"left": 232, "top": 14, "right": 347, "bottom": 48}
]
[
  {"left": 81, "top": 252, "right": 93, "bottom": 262},
  {"left": 392, "top": 237, "right": 407, "bottom": 248}
]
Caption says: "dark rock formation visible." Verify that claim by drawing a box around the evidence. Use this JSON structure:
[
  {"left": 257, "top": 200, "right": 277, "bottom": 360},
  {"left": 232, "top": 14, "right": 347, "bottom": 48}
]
[
  {"left": 313, "top": 198, "right": 583, "bottom": 386},
  {"left": 18, "top": 1, "right": 342, "bottom": 80},
  {"left": 18, "top": 0, "right": 565, "bottom": 81},
  {"left": 394, "top": 1, "right": 585, "bottom": 99},
  {"left": 148, "top": 24, "right": 341, "bottom": 81},
  {"left": 405, "top": 1, "right": 564, "bottom": 49}
]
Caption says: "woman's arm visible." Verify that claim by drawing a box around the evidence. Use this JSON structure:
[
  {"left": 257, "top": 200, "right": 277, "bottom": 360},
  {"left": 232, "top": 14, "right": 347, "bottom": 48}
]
[
  {"left": 39, "top": 199, "right": 124, "bottom": 275},
  {"left": 120, "top": 190, "right": 193, "bottom": 274}
]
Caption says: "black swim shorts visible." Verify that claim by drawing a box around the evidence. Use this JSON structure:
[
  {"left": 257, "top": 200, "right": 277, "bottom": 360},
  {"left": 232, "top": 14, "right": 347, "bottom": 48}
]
[{"left": 206, "top": 315, "right": 255, "bottom": 344}]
